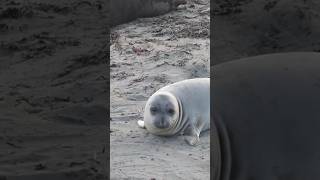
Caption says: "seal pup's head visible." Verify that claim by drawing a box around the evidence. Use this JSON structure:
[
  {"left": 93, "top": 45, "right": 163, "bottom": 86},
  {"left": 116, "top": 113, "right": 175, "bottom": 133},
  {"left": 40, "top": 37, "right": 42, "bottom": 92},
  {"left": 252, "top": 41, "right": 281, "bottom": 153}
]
[{"left": 143, "top": 91, "right": 180, "bottom": 136}]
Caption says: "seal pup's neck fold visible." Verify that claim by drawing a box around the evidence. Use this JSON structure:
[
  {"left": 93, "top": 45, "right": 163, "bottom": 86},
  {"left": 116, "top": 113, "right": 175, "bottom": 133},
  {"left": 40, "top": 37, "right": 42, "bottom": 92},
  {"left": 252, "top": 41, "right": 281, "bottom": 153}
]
[{"left": 171, "top": 94, "right": 185, "bottom": 134}]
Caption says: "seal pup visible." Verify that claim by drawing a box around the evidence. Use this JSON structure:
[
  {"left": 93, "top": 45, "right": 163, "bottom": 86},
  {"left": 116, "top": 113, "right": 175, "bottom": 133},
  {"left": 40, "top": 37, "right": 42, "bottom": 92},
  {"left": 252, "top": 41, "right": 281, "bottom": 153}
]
[
  {"left": 138, "top": 78, "right": 210, "bottom": 146},
  {"left": 212, "top": 52, "right": 320, "bottom": 180},
  {"left": 110, "top": 0, "right": 186, "bottom": 26}
]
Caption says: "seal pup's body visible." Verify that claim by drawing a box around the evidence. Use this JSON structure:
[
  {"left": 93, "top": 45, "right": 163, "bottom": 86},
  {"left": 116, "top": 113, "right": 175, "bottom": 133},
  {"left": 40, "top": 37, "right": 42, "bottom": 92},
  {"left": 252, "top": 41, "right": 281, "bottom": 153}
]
[{"left": 139, "top": 78, "right": 210, "bottom": 145}]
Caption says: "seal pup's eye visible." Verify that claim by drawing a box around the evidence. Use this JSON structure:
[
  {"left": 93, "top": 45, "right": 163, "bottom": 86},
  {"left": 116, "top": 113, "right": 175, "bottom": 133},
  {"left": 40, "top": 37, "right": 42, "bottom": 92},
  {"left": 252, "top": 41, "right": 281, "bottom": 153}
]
[
  {"left": 168, "top": 108, "right": 175, "bottom": 115},
  {"left": 150, "top": 106, "right": 157, "bottom": 113}
]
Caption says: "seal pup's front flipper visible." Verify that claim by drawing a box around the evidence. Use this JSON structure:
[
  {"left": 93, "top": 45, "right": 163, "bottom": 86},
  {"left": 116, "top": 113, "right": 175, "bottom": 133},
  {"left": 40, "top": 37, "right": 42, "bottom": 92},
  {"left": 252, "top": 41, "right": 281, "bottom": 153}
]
[
  {"left": 183, "top": 123, "right": 200, "bottom": 146},
  {"left": 137, "top": 120, "right": 146, "bottom": 129},
  {"left": 184, "top": 116, "right": 208, "bottom": 146}
]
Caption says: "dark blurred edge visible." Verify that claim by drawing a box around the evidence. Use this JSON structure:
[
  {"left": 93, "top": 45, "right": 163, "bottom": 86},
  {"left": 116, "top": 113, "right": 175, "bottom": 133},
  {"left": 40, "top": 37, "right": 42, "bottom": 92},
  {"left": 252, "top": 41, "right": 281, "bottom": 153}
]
[
  {"left": 106, "top": 0, "right": 110, "bottom": 179},
  {"left": 0, "top": 0, "right": 110, "bottom": 179},
  {"left": 210, "top": 1, "right": 214, "bottom": 180},
  {"left": 211, "top": 0, "right": 320, "bottom": 179}
]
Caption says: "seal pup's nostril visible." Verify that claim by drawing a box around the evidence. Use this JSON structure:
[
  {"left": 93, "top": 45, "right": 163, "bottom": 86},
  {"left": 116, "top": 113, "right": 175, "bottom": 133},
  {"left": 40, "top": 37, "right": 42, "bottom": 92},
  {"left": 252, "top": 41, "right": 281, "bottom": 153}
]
[{"left": 160, "top": 117, "right": 164, "bottom": 126}]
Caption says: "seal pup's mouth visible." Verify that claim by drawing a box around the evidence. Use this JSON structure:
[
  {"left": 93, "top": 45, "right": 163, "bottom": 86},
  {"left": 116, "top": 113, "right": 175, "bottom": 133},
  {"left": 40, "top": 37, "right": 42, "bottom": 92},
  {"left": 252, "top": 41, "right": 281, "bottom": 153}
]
[{"left": 153, "top": 117, "right": 171, "bottom": 129}]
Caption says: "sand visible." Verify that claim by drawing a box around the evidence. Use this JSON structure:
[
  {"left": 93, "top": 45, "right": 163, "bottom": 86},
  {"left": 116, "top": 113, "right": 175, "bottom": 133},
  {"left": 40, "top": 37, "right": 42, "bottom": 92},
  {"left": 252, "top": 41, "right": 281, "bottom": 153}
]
[
  {"left": 0, "top": 0, "right": 107, "bottom": 179},
  {"left": 110, "top": 0, "right": 210, "bottom": 179}
]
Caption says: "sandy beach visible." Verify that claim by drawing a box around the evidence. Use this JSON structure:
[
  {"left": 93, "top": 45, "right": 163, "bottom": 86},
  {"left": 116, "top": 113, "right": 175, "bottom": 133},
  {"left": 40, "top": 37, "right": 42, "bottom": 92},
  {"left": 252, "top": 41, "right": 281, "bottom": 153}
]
[
  {"left": 110, "top": 0, "right": 210, "bottom": 179},
  {"left": 110, "top": 0, "right": 320, "bottom": 179}
]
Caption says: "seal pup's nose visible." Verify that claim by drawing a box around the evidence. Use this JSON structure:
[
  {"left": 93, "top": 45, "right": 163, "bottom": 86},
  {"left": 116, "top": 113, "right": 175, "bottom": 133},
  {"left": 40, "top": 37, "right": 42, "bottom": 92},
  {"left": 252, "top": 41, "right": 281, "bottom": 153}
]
[
  {"left": 155, "top": 117, "right": 169, "bottom": 129},
  {"left": 160, "top": 117, "right": 165, "bottom": 127}
]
